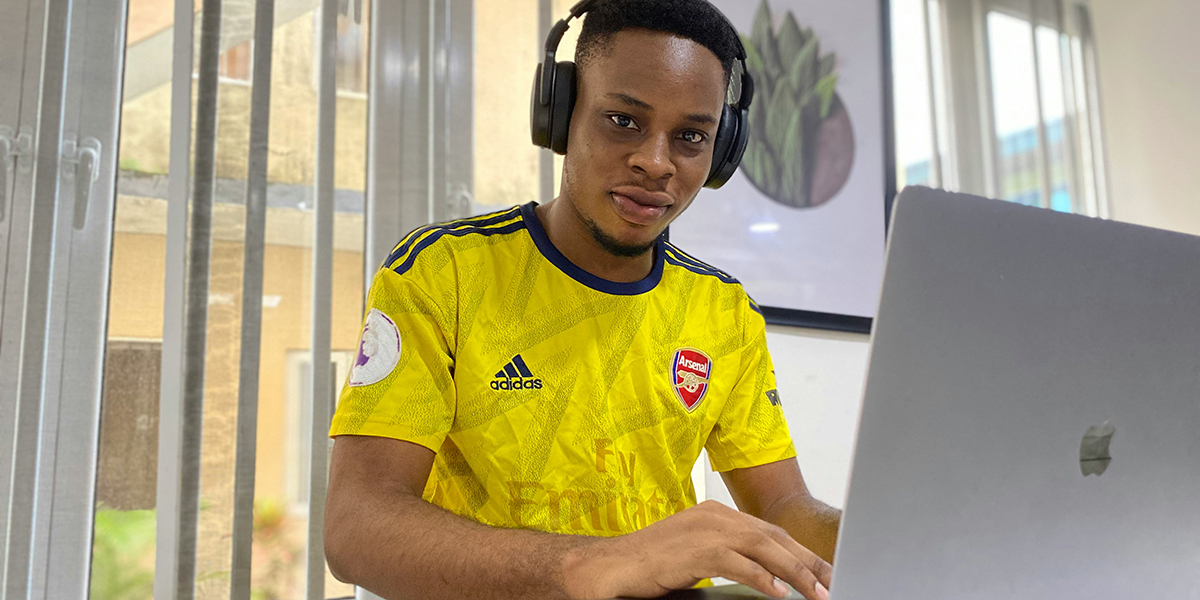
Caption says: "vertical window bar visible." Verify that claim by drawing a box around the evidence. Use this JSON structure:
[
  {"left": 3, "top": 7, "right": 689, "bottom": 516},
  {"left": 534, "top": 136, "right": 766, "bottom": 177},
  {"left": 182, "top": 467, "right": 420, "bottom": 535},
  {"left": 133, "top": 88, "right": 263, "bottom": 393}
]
[
  {"left": 538, "top": 0, "right": 555, "bottom": 204},
  {"left": 920, "top": 0, "right": 943, "bottom": 188},
  {"left": 1074, "top": 5, "right": 1109, "bottom": 219},
  {"left": 229, "top": 1, "right": 276, "bottom": 598},
  {"left": 1066, "top": 6, "right": 1097, "bottom": 217},
  {"left": 972, "top": 0, "right": 999, "bottom": 199},
  {"left": 35, "top": 0, "right": 128, "bottom": 592},
  {"left": 365, "top": 0, "right": 399, "bottom": 283},
  {"left": 426, "top": 0, "right": 437, "bottom": 223},
  {"left": 927, "top": 0, "right": 959, "bottom": 191},
  {"left": 176, "top": 0, "right": 223, "bottom": 597},
  {"left": 0, "top": 0, "right": 47, "bottom": 588},
  {"left": 3, "top": 0, "right": 70, "bottom": 595},
  {"left": 445, "top": 0, "right": 474, "bottom": 220},
  {"left": 153, "top": 0, "right": 196, "bottom": 595},
  {"left": 364, "top": 0, "right": 431, "bottom": 284},
  {"left": 306, "top": 1, "right": 338, "bottom": 599},
  {"left": 1028, "top": 0, "right": 1053, "bottom": 210},
  {"left": 1050, "top": 0, "right": 1084, "bottom": 215}
]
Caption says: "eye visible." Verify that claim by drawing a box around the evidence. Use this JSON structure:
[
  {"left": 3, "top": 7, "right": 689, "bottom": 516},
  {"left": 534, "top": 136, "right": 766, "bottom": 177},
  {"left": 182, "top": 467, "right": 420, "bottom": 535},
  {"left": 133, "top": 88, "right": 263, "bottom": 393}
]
[
  {"left": 681, "top": 131, "right": 706, "bottom": 144},
  {"left": 609, "top": 114, "right": 637, "bottom": 129}
]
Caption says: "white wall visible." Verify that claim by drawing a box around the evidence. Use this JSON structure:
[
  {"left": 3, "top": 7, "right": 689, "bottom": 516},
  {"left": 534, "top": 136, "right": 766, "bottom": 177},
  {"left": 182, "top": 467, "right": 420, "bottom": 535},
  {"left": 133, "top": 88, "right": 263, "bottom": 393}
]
[
  {"left": 699, "top": 0, "right": 1200, "bottom": 510},
  {"left": 1090, "top": 0, "right": 1200, "bottom": 236},
  {"left": 705, "top": 327, "right": 870, "bottom": 510}
]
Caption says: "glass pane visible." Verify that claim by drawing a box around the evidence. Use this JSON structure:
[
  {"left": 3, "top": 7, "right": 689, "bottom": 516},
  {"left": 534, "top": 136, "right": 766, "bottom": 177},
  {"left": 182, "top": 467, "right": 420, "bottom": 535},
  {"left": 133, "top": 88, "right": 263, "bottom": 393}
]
[
  {"left": 92, "top": 0, "right": 184, "bottom": 594},
  {"left": 100, "top": 1, "right": 365, "bottom": 598},
  {"left": 890, "top": 0, "right": 936, "bottom": 189},
  {"left": 252, "top": 7, "right": 361, "bottom": 598},
  {"left": 926, "top": 0, "right": 954, "bottom": 189},
  {"left": 336, "top": 4, "right": 369, "bottom": 94},
  {"left": 987, "top": 10, "right": 1042, "bottom": 207},
  {"left": 94, "top": 198, "right": 165, "bottom": 600},
  {"left": 219, "top": 40, "right": 253, "bottom": 82},
  {"left": 1036, "top": 25, "right": 1075, "bottom": 213}
]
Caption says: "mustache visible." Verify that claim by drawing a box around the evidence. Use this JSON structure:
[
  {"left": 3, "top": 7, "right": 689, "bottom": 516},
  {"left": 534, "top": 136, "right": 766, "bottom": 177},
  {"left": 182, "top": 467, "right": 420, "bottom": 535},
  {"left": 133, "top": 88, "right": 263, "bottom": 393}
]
[{"left": 612, "top": 180, "right": 669, "bottom": 193}]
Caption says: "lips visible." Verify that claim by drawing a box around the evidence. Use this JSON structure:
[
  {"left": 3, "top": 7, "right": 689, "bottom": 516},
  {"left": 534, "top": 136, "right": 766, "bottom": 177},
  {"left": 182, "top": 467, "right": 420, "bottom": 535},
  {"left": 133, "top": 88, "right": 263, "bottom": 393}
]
[{"left": 610, "top": 186, "right": 673, "bottom": 226}]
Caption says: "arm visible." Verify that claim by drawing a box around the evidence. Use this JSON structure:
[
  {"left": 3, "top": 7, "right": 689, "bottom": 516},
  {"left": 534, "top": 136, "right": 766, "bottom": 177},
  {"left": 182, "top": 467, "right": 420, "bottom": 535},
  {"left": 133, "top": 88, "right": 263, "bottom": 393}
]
[
  {"left": 721, "top": 457, "right": 842, "bottom": 563},
  {"left": 325, "top": 435, "right": 832, "bottom": 600},
  {"left": 324, "top": 435, "right": 600, "bottom": 600}
]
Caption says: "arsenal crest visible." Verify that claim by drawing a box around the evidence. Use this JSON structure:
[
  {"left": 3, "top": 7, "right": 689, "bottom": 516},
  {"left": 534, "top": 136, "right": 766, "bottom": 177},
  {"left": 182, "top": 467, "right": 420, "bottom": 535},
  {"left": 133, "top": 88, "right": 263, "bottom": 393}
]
[{"left": 671, "top": 348, "right": 712, "bottom": 412}]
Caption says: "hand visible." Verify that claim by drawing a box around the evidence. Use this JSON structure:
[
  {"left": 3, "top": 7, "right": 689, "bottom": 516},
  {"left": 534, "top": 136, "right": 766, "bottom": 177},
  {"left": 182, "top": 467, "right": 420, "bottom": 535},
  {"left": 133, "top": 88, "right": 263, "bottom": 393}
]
[{"left": 563, "top": 500, "right": 832, "bottom": 600}]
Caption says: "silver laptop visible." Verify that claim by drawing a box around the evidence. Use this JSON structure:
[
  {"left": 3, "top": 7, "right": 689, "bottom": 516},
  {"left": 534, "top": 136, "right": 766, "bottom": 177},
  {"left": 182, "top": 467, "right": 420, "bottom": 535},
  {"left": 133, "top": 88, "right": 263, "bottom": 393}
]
[
  {"left": 828, "top": 187, "right": 1200, "bottom": 599},
  {"left": 658, "top": 186, "right": 1200, "bottom": 600}
]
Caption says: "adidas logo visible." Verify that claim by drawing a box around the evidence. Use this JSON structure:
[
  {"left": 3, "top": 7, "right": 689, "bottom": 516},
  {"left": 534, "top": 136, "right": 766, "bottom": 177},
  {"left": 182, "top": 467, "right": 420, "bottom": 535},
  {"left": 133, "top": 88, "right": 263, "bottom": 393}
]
[{"left": 490, "top": 355, "right": 543, "bottom": 391}]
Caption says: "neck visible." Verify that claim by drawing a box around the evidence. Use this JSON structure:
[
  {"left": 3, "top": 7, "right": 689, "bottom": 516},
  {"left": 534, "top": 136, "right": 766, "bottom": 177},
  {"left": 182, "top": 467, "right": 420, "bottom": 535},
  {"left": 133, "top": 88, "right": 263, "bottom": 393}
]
[{"left": 534, "top": 198, "right": 657, "bottom": 284}]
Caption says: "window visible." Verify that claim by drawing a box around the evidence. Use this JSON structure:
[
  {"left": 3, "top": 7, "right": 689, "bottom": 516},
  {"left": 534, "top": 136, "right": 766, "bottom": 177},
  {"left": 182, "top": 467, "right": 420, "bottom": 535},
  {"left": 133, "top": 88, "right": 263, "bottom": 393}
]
[
  {"left": 285, "top": 350, "right": 355, "bottom": 505},
  {"left": 891, "top": 0, "right": 944, "bottom": 189},
  {"left": 890, "top": 0, "right": 1108, "bottom": 216},
  {"left": 312, "top": 7, "right": 372, "bottom": 95},
  {"left": 97, "top": 0, "right": 367, "bottom": 597},
  {"left": 219, "top": 40, "right": 253, "bottom": 83},
  {"left": 336, "top": 10, "right": 369, "bottom": 94},
  {"left": 987, "top": 11, "right": 1044, "bottom": 207},
  {"left": 96, "top": 340, "right": 163, "bottom": 512}
]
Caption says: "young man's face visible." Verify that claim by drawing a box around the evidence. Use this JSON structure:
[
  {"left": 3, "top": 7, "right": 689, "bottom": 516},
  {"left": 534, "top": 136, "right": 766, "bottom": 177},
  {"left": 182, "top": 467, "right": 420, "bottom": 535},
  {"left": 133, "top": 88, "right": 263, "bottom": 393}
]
[{"left": 561, "top": 28, "right": 728, "bottom": 257}]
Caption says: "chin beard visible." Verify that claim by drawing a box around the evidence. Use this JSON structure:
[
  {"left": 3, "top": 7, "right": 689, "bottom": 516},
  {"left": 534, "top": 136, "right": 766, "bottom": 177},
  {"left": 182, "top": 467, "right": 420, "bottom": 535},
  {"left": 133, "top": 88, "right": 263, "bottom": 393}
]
[{"left": 583, "top": 215, "right": 657, "bottom": 258}]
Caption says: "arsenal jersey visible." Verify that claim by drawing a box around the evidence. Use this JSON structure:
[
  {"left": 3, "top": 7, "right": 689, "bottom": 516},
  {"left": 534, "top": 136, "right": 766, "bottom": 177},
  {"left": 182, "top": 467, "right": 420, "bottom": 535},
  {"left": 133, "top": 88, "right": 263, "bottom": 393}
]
[{"left": 330, "top": 202, "right": 795, "bottom": 537}]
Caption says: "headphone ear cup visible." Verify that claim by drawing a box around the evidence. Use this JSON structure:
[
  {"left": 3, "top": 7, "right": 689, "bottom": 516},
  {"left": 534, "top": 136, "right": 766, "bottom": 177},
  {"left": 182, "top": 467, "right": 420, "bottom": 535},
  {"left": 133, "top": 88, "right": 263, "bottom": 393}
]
[
  {"left": 530, "top": 64, "right": 553, "bottom": 149},
  {"left": 549, "top": 61, "right": 577, "bottom": 155},
  {"left": 705, "top": 104, "right": 749, "bottom": 189}
]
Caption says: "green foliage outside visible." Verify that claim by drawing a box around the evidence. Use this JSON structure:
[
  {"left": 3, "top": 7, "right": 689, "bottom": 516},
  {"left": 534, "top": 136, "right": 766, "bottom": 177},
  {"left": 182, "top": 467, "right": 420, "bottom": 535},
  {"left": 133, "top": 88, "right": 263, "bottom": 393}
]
[
  {"left": 90, "top": 506, "right": 155, "bottom": 600},
  {"left": 741, "top": 0, "right": 840, "bottom": 207},
  {"left": 250, "top": 498, "right": 303, "bottom": 600},
  {"left": 89, "top": 498, "right": 303, "bottom": 600}
]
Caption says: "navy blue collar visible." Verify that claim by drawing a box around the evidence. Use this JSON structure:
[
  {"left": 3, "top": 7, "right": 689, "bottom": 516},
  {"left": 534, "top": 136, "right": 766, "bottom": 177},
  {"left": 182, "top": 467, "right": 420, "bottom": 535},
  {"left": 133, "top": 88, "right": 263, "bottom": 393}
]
[{"left": 520, "top": 202, "right": 665, "bottom": 296}]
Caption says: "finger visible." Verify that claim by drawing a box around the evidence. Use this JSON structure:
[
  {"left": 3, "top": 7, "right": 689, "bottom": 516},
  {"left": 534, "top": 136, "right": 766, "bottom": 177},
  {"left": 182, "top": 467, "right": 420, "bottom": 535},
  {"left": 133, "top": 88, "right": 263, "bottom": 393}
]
[
  {"left": 702, "top": 547, "right": 791, "bottom": 599},
  {"left": 735, "top": 547, "right": 825, "bottom": 600},
  {"left": 728, "top": 528, "right": 828, "bottom": 600},
  {"left": 763, "top": 525, "right": 833, "bottom": 588}
]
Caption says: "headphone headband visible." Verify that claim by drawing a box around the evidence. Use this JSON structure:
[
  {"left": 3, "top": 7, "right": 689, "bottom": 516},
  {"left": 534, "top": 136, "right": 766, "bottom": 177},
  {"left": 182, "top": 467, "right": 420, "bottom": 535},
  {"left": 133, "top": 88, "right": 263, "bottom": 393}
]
[{"left": 538, "top": 0, "right": 752, "bottom": 109}]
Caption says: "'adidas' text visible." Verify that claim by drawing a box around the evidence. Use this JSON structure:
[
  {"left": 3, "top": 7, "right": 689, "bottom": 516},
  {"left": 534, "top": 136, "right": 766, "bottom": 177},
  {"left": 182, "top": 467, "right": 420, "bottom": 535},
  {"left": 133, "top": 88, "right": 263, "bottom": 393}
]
[
  {"left": 492, "top": 354, "right": 543, "bottom": 391},
  {"left": 490, "top": 378, "right": 543, "bottom": 391}
]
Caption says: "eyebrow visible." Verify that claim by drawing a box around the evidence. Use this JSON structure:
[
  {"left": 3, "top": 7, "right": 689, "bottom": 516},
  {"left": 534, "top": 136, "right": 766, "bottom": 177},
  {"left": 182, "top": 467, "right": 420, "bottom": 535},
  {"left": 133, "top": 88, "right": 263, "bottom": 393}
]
[
  {"left": 605, "top": 92, "right": 719, "bottom": 126},
  {"left": 684, "top": 112, "right": 718, "bottom": 125},
  {"left": 607, "top": 92, "right": 652, "bottom": 110}
]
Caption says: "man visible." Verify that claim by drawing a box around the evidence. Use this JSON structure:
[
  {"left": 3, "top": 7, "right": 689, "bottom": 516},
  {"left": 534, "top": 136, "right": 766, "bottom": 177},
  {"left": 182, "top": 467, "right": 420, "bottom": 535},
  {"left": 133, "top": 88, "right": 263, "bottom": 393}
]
[{"left": 324, "top": 1, "right": 841, "bottom": 598}]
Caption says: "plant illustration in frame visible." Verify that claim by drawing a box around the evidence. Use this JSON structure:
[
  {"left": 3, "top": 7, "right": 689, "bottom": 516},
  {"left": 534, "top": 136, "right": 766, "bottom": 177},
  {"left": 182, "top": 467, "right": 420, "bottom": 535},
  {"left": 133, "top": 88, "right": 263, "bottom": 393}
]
[{"left": 741, "top": 0, "right": 856, "bottom": 209}]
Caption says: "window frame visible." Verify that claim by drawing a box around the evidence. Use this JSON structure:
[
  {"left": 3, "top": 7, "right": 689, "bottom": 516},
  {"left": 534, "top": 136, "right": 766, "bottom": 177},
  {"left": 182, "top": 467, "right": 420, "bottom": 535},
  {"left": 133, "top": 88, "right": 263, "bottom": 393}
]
[{"left": 911, "top": 0, "right": 1109, "bottom": 217}]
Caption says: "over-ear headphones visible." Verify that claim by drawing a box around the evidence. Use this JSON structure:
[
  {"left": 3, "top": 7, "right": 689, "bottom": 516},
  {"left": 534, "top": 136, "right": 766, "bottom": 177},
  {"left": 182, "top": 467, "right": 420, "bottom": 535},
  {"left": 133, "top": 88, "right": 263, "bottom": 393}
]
[{"left": 529, "top": 0, "right": 755, "bottom": 189}]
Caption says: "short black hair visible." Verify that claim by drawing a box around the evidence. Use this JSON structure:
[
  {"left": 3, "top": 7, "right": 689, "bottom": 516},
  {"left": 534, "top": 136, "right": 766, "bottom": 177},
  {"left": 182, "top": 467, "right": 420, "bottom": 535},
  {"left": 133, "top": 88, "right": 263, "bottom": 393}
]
[{"left": 575, "top": 0, "right": 741, "bottom": 86}]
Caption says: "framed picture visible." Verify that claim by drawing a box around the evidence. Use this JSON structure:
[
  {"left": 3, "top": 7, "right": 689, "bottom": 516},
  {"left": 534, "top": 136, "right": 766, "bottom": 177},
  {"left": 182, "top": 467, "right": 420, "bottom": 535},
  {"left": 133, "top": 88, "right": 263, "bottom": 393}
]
[{"left": 672, "top": 0, "right": 896, "bottom": 333}]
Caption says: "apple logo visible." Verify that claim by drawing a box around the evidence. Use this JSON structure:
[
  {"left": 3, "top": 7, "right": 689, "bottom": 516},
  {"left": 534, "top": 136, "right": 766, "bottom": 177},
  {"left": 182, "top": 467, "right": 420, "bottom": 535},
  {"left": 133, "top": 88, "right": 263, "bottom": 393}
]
[{"left": 1079, "top": 421, "right": 1115, "bottom": 476}]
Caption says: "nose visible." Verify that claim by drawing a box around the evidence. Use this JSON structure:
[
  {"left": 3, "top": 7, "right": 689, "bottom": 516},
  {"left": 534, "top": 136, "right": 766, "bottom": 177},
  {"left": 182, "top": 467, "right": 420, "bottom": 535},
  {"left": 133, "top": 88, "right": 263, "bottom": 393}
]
[{"left": 628, "top": 133, "right": 676, "bottom": 181}]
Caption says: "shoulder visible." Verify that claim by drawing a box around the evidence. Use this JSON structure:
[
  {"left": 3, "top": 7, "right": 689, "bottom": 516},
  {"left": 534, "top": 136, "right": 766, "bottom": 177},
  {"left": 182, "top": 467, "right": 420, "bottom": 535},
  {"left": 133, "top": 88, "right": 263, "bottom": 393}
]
[
  {"left": 661, "top": 241, "right": 740, "bottom": 286},
  {"left": 380, "top": 205, "right": 528, "bottom": 277},
  {"left": 662, "top": 241, "right": 762, "bottom": 312}
]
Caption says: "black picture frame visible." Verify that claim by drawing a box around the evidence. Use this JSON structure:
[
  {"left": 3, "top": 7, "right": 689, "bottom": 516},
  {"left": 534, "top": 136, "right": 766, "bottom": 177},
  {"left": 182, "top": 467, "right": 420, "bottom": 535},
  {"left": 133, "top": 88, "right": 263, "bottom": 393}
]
[{"left": 751, "top": 0, "right": 898, "bottom": 335}]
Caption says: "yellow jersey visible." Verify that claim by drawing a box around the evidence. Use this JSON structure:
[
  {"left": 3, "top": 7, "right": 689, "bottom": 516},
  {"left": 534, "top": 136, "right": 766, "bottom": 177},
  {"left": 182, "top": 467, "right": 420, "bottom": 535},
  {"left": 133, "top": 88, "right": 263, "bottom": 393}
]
[{"left": 330, "top": 202, "right": 795, "bottom": 537}]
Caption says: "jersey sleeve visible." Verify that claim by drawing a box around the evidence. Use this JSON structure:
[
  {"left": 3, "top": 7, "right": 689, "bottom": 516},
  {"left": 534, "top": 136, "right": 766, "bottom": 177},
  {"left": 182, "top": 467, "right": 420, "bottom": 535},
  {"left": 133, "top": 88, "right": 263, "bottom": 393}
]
[
  {"left": 329, "top": 259, "right": 457, "bottom": 453},
  {"left": 704, "top": 300, "right": 796, "bottom": 472}
]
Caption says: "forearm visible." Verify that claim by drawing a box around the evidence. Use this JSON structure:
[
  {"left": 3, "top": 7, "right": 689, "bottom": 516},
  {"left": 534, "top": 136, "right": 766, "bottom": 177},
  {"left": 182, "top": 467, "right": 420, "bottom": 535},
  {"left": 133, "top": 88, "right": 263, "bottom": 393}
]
[
  {"left": 325, "top": 490, "right": 610, "bottom": 600},
  {"left": 764, "top": 494, "right": 841, "bottom": 563}
]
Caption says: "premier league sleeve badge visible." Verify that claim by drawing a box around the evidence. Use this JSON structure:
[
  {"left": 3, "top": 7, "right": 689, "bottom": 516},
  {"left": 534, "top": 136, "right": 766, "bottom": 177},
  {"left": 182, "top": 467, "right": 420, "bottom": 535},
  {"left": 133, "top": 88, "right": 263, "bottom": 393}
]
[{"left": 348, "top": 308, "right": 402, "bottom": 387}]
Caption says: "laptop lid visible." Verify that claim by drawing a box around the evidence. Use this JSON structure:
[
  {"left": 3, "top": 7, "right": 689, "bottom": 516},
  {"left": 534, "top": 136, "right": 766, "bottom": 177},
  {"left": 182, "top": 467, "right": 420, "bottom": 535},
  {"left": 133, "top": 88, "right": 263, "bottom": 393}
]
[{"left": 830, "top": 187, "right": 1200, "bottom": 599}]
